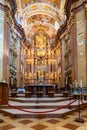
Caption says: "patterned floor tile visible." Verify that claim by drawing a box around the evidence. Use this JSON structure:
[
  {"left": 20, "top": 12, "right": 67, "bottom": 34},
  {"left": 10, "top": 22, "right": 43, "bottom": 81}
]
[
  {"left": 19, "top": 119, "right": 33, "bottom": 124},
  {"left": 76, "top": 126, "right": 87, "bottom": 130},
  {"left": 82, "top": 115, "right": 87, "bottom": 119},
  {"left": 31, "top": 123, "right": 48, "bottom": 130},
  {"left": 47, "top": 119, "right": 60, "bottom": 124},
  {"left": 63, "top": 123, "right": 79, "bottom": 130},
  {"left": 62, "top": 116, "right": 69, "bottom": 120},
  {"left": 70, "top": 113, "right": 76, "bottom": 116},
  {"left": 0, "top": 124, "right": 15, "bottom": 130},
  {"left": 55, "top": 126, "right": 72, "bottom": 130},
  {"left": 38, "top": 116, "right": 44, "bottom": 119},
  {"left": 1, "top": 97, "right": 87, "bottom": 130}
]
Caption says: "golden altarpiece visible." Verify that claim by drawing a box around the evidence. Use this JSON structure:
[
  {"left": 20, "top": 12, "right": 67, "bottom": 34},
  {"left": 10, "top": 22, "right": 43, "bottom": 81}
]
[{"left": 24, "top": 30, "right": 58, "bottom": 85}]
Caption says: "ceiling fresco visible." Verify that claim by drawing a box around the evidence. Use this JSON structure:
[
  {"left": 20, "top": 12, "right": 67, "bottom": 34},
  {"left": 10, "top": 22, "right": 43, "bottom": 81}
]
[
  {"left": 26, "top": 24, "right": 57, "bottom": 40},
  {"left": 16, "top": 0, "right": 66, "bottom": 45},
  {"left": 21, "top": 0, "right": 61, "bottom": 8},
  {"left": 27, "top": 14, "right": 55, "bottom": 25}
]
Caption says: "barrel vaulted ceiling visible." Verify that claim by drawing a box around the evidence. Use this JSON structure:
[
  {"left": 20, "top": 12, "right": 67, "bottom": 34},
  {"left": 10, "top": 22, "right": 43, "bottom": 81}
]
[{"left": 16, "top": 0, "right": 66, "bottom": 45}]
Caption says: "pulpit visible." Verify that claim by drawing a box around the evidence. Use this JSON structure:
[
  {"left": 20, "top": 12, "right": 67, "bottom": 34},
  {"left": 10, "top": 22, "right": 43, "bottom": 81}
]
[{"left": 0, "top": 82, "right": 8, "bottom": 104}]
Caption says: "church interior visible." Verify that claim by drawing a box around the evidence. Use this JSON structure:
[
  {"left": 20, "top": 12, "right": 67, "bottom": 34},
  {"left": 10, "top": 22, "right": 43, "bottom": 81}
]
[{"left": 0, "top": 0, "right": 87, "bottom": 130}]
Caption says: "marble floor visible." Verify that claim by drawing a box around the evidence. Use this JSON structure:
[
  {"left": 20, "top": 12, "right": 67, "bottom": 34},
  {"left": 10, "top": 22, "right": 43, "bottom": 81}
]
[{"left": 0, "top": 108, "right": 87, "bottom": 130}]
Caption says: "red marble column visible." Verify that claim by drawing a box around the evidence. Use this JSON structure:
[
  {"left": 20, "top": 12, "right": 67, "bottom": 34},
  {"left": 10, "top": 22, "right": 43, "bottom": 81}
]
[
  {"left": 85, "top": 12, "right": 87, "bottom": 85},
  {"left": 2, "top": 21, "right": 10, "bottom": 83}
]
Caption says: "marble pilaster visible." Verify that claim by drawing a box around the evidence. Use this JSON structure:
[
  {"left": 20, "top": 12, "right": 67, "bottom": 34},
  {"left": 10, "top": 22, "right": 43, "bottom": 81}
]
[
  {"left": 76, "top": 10, "right": 86, "bottom": 86},
  {"left": 0, "top": 9, "right": 4, "bottom": 81}
]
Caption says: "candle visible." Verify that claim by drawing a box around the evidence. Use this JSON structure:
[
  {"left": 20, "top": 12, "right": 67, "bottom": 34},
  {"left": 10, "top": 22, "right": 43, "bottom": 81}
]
[
  {"left": 80, "top": 80, "right": 82, "bottom": 87},
  {"left": 66, "top": 78, "right": 67, "bottom": 84}
]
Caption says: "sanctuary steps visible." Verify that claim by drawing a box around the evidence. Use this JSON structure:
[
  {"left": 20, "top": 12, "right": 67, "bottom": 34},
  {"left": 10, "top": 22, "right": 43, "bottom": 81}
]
[{"left": 0, "top": 93, "right": 87, "bottom": 118}]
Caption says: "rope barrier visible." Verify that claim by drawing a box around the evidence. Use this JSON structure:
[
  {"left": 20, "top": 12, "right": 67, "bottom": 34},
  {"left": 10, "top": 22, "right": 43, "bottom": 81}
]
[
  {"left": 80, "top": 99, "right": 87, "bottom": 105},
  {"left": 79, "top": 99, "right": 87, "bottom": 109},
  {"left": 1, "top": 99, "right": 77, "bottom": 114},
  {"left": 81, "top": 100, "right": 84, "bottom": 104}
]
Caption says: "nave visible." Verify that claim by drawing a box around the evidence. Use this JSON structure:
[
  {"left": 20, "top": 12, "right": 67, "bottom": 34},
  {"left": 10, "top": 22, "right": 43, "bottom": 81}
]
[{"left": 0, "top": 0, "right": 87, "bottom": 129}]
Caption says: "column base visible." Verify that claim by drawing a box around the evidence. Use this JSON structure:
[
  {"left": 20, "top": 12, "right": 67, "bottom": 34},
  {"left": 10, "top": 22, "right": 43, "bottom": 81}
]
[
  {"left": 0, "top": 119, "right": 4, "bottom": 123},
  {"left": 75, "top": 118, "right": 84, "bottom": 123}
]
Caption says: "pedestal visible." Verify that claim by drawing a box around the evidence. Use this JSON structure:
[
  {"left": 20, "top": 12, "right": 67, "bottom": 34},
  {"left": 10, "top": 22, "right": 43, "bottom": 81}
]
[
  {"left": 74, "top": 94, "right": 84, "bottom": 123},
  {"left": 0, "top": 82, "right": 8, "bottom": 123},
  {"left": 0, "top": 119, "right": 3, "bottom": 123},
  {"left": 75, "top": 118, "right": 84, "bottom": 122},
  {"left": 0, "top": 82, "right": 8, "bottom": 104}
]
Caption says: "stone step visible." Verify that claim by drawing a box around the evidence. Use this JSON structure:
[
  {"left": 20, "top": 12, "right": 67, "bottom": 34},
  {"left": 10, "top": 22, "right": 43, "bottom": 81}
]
[
  {"left": 1, "top": 96, "right": 87, "bottom": 118},
  {"left": 1, "top": 99, "right": 86, "bottom": 109},
  {"left": 0, "top": 108, "right": 75, "bottom": 118},
  {"left": 9, "top": 93, "right": 64, "bottom": 98},
  {"left": 9, "top": 97, "right": 72, "bottom": 103}
]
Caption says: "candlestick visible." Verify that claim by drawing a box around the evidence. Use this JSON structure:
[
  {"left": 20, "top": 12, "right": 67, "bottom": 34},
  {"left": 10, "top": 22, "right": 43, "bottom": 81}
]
[
  {"left": 80, "top": 80, "right": 82, "bottom": 88},
  {"left": 66, "top": 77, "right": 67, "bottom": 85}
]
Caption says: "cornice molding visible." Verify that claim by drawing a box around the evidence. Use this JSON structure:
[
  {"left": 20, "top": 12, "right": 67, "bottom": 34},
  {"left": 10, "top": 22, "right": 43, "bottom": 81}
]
[
  {"left": 61, "top": 0, "right": 87, "bottom": 35},
  {"left": 64, "top": 0, "right": 86, "bottom": 19},
  {"left": 71, "top": 0, "right": 87, "bottom": 14},
  {"left": 64, "top": 0, "right": 79, "bottom": 11},
  {"left": 59, "top": 22, "right": 67, "bottom": 35},
  {"left": 64, "top": 0, "right": 72, "bottom": 11},
  {"left": 8, "top": 0, "right": 17, "bottom": 10},
  {"left": 8, "top": 0, "right": 26, "bottom": 41},
  {"left": 0, "top": 2, "right": 9, "bottom": 11},
  {"left": 14, "top": 18, "right": 26, "bottom": 39},
  {"left": 5, "top": 0, "right": 17, "bottom": 18},
  {"left": 64, "top": 0, "right": 72, "bottom": 19}
]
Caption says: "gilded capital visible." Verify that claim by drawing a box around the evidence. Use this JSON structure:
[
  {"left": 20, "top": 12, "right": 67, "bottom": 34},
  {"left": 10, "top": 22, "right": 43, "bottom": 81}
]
[{"left": 84, "top": 3, "right": 87, "bottom": 16}]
